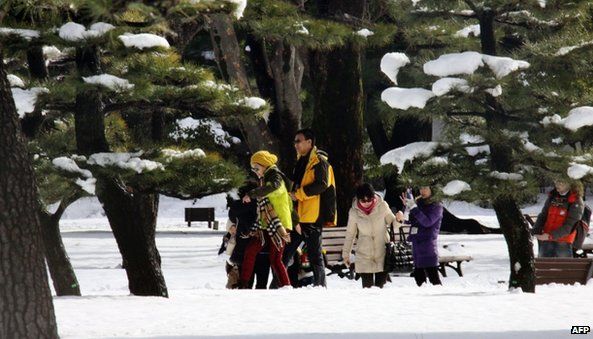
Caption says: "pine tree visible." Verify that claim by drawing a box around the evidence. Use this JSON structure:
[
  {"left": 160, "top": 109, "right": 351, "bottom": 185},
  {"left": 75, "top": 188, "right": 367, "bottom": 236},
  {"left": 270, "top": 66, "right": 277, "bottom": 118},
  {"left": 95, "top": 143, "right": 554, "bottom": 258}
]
[
  {"left": 0, "top": 46, "right": 59, "bottom": 339},
  {"left": 380, "top": 0, "right": 593, "bottom": 292},
  {"left": 1, "top": 0, "right": 264, "bottom": 296}
]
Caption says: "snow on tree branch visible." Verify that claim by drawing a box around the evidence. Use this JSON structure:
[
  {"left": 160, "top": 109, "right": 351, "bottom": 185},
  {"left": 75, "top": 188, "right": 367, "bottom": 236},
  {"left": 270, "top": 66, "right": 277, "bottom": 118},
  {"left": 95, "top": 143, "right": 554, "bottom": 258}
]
[
  {"left": 381, "top": 87, "right": 435, "bottom": 109},
  {"left": 423, "top": 52, "right": 529, "bottom": 79},
  {"left": 118, "top": 33, "right": 170, "bottom": 50},
  {"left": 443, "top": 180, "right": 471, "bottom": 196},
  {"left": 541, "top": 107, "right": 593, "bottom": 131},
  {"left": 380, "top": 141, "right": 441, "bottom": 173},
  {"left": 82, "top": 74, "right": 134, "bottom": 91},
  {"left": 380, "top": 52, "right": 410, "bottom": 85},
  {"left": 59, "top": 22, "right": 114, "bottom": 41}
]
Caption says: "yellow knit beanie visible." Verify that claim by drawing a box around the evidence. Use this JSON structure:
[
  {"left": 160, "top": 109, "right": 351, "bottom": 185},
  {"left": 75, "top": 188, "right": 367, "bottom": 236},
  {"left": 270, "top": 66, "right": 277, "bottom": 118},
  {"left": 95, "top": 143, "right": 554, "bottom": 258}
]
[{"left": 250, "top": 151, "right": 278, "bottom": 168}]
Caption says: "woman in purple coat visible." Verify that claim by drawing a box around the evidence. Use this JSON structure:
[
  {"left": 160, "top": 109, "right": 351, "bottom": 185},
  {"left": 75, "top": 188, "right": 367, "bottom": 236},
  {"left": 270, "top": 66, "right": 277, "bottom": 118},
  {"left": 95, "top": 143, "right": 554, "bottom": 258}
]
[{"left": 397, "top": 186, "right": 443, "bottom": 286}]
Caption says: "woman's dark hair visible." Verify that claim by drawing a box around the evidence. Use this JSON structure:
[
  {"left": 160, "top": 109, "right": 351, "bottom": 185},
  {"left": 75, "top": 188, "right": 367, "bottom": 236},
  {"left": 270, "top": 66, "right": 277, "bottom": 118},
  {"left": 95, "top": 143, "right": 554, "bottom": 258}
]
[
  {"left": 356, "top": 183, "right": 376, "bottom": 200},
  {"left": 295, "top": 128, "right": 316, "bottom": 146}
]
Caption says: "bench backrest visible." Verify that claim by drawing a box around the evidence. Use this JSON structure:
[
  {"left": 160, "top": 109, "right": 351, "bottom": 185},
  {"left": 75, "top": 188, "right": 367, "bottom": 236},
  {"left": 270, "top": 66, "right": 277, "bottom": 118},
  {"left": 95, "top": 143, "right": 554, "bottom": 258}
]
[
  {"left": 322, "top": 227, "right": 351, "bottom": 263},
  {"left": 534, "top": 258, "right": 593, "bottom": 285},
  {"left": 185, "top": 207, "right": 215, "bottom": 222}
]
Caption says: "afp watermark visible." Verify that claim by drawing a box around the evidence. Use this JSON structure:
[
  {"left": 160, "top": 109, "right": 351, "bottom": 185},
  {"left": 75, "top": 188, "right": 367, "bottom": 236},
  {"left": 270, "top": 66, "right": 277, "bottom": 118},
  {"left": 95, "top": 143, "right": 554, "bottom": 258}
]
[{"left": 571, "top": 326, "right": 591, "bottom": 334}]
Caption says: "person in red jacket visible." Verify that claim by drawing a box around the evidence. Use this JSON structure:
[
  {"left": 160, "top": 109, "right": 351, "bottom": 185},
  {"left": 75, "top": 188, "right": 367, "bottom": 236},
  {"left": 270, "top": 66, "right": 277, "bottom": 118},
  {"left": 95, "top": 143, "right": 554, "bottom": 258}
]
[{"left": 532, "top": 179, "right": 584, "bottom": 257}]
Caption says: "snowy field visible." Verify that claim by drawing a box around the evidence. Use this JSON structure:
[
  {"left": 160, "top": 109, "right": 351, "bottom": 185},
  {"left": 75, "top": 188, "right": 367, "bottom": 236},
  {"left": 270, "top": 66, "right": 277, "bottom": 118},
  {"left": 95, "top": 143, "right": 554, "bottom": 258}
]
[{"left": 53, "top": 194, "right": 593, "bottom": 338}]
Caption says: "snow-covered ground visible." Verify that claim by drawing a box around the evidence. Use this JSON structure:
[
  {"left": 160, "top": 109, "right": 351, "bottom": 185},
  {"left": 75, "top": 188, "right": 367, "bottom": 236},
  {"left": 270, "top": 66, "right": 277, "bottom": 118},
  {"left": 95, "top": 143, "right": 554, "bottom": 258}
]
[{"left": 53, "top": 194, "right": 593, "bottom": 338}]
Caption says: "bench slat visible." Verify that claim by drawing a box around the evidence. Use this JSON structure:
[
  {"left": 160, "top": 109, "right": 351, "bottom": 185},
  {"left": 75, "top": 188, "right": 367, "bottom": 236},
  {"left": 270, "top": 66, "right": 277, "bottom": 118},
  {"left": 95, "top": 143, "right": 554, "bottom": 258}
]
[
  {"left": 536, "top": 269, "right": 587, "bottom": 279},
  {"left": 536, "top": 277, "right": 587, "bottom": 285}
]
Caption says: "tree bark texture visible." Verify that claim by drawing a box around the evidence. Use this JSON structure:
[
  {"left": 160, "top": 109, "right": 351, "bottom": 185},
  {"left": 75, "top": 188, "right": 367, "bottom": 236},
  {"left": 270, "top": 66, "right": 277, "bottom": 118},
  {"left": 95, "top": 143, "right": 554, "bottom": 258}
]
[
  {"left": 311, "top": 44, "right": 365, "bottom": 225},
  {"left": 95, "top": 178, "right": 168, "bottom": 297},
  {"left": 267, "top": 40, "right": 304, "bottom": 172},
  {"left": 206, "top": 14, "right": 278, "bottom": 155},
  {"left": 74, "top": 46, "right": 168, "bottom": 297},
  {"left": 39, "top": 194, "right": 82, "bottom": 296},
  {"left": 0, "top": 47, "right": 59, "bottom": 339}
]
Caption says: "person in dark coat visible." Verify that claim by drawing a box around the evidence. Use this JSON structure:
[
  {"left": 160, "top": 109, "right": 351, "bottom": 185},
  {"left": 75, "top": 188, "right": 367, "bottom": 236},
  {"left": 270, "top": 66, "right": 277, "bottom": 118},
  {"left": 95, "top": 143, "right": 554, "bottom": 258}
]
[
  {"left": 224, "top": 181, "right": 271, "bottom": 289},
  {"left": 397, "top": 185, "right": 443, "bottom": 286}
]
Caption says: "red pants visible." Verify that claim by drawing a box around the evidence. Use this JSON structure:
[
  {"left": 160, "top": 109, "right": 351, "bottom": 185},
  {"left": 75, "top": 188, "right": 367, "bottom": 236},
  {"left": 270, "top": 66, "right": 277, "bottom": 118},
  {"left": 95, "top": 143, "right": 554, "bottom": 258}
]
[{"left": 241, "top": 233, "right": 290, "bottom": 288}]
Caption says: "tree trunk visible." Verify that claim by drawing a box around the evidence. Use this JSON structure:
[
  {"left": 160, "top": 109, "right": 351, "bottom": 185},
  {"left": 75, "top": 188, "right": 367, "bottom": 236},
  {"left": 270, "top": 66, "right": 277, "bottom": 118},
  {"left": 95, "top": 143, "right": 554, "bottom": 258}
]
[
  {"left": 479, "top": 14, "right": 535, "bottom": 292},
  {"left": 267, "top": 40, "right": 304, "bottom": 172},
  {"left": 21, "top": 46, "right": 48, "bottom": 138},
  {"left": 311, "top": 44, "right": 364, "bottom": 225},
  {"left": 74, "top": 46, "right": 168, "bottom": 297},
  {"left": 27, "top": 45, "right": 48, "bottom": 79},
  {"left": 492, "top": 197, "right": 536, "bottom": 292},
  {"left": 95, "top": 178, "right": 168, "bottom": 297},
  {"left": 39, "top": 194, "right": 82, "bottom": 296},
  {"left": 0, "top": 47, "right": 58, "bottom": 339},
  {"left": 205, "top": 14, "right": 279, "bottom": 155}
]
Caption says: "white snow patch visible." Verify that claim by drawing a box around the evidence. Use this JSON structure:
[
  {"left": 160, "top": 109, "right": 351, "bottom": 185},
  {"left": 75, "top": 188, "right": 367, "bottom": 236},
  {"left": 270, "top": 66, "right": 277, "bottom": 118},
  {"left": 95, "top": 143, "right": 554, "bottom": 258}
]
[
  {"left": 295, "top": 23, "right": 309, "bottom": 35},
  {"left": 201, "top": 50, "right": 216, "bottom": 60},
  {"left": 88, "top": 152, "right": 164, "bottom": 174},
  {"left": 381, "top": 87, "right": 435, "bottom": 110},
  {"left": 454, "top": 24, "right": 480, "bottom": 38},
  {"left": 356, "top": 28, "right": 374, "bottom": 38},
  {"left": 541, "top": 107, "right": 593, "bottom": 131},
  {"left": 567, "top": 163, "right": 593, "bottom": 180},
  {"left": 162, "top": 148, "right": 206, "bottom": 160},
  {"left": 52, "top": 157, "right": 93, "bottom": 178},
  {"left": 489, "top": 171, "right": 523, "bottom": 181},
  {"left": 75, "top": 177, "right": 96, "bottom": 195},
  {"left": 460, "top": 133, "right": 490, "bottom": 156},
  {"left": 380, "top": 141, "right": 441, "bottom": 173},
  {"left": 171, "top": 117, "right": 240, "bottom": 148},
  {"left": 83, "top": 74, "right": 134, "bottom": 91},
  {"left": 514, "top": 262, "right": 522, "bottom": 273},
  {"left": 229, "top": 0, "right": 247, "bottom": 19},
  {"left": 423, "top": 51, "right": 483, "bottom": 77},
  {"left": 11, "top": 87, "right": 49, "bottom": 118},
  {"left": 552, "top": 137, "right": 563, "bottom": 144},
  {"left": 555, "top": 41, "right": 593, "bottom": 56},
  {"left": 423, "top": 52, "right": 529, "bottom": 78},
  {"left": 426, "top": 156, "right": 449, "bottom": 166},
  {"left": 481, "top": 55, "right": 530, "bottom": 79},
  {"left": 239, "top": 97, "right": 266, "bottom": 110},
  {"left": 43, "top": 46, "right": 64, "bottom": 61},
  {"left": 7, "top": 74, "right": 25, "bottom": 88},
  {"left": 59, "top": 22, "right": 113, "bottom": 41},
  {"left": 538, "top": 0, "right": 547, "bottom": 8},
  {"left": 245, "top": 45, "right": 251, "bottom": 52},
  {"left": 0, "top": 27, "right": 40, "bottom": 40},
  {"left": 380, "top": 52, "right": 410, "bottom": 85},
  {"left": 118, "top": 33, "right": 170, "bottom": 50},
  {"left": 485, "top": 84, "right": 503, "bottom": 97},
  {"left": 431, "top": 77, "right": 471, "bottom": 96},
  {"left": 443, "top": 180, "right": 472, "bottom": 196}
]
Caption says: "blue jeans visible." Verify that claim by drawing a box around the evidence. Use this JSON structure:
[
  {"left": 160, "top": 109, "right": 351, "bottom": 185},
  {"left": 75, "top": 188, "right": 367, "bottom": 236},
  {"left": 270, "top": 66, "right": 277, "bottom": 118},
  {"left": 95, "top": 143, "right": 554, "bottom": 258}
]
[{"left": 538, "top": 241, "right": 573, "bottom": 258}]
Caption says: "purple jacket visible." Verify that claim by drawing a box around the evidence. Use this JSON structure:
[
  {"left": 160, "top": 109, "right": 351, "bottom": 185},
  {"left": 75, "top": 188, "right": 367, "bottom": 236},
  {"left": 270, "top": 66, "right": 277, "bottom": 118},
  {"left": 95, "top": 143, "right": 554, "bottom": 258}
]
[{"left": 408, "top": 199, "right": 443, "bottom": 268}]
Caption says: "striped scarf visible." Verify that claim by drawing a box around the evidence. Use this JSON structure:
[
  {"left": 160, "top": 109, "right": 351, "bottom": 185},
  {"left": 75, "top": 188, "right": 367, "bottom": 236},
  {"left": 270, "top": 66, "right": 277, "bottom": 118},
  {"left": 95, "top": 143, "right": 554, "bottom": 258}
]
[{"left": 250, "top": 197, "right": 289, "bottom": 250}]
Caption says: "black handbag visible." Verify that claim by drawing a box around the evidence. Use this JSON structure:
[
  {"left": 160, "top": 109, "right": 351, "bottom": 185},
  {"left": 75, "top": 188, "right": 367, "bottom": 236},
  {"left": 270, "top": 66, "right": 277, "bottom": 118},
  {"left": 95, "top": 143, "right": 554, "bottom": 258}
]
[{"left": 384, "top": 224, "right": 414, "bottom": 273}]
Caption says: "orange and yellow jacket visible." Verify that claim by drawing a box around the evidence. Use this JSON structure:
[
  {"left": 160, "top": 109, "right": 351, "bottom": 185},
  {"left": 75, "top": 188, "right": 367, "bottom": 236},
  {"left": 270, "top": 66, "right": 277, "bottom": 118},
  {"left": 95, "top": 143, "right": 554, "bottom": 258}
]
[{"left": 294, "top": 148, "right": 337, "bottom": 226}]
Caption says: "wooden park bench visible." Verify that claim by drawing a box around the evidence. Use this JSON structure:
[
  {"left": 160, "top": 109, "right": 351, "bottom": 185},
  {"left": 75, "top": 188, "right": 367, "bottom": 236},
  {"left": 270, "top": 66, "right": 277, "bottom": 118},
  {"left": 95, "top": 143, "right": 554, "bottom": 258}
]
[
  {"left": 535, "top": 257, "right": 593, "bottom": 285},
  {"left": 322, "top": 226, "right": 355, "bottom": 279},
  {"left": 185, "top": 207, "right": 219, "bottom": 229},
  {"left": 438, "top": 244, "right": 473, "bottom": 277},
  {"left": 321, "top": 225, "right": 473, "bottom": 279}
]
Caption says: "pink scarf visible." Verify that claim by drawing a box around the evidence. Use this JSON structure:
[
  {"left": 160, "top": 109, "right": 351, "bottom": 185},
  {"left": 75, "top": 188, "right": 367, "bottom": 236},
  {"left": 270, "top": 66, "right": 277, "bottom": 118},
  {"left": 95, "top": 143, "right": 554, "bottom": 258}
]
[{"left": 357, "top": 197, "right": 378, "bottom": 215}]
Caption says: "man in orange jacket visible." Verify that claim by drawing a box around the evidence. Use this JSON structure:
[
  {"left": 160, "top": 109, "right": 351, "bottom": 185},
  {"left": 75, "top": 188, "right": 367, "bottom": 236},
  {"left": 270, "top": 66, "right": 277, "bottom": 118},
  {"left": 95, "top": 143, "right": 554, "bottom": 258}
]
[{"left": 285, "top": 128, "right": 337, "bottom": 287}]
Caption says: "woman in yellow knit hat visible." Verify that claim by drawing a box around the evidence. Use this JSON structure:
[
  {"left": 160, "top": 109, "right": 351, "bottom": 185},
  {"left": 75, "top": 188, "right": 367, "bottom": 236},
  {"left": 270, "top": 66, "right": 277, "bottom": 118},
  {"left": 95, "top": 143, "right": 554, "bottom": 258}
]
[{"left": 240, "top": 150, "right": 297, "bottom": 288}]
